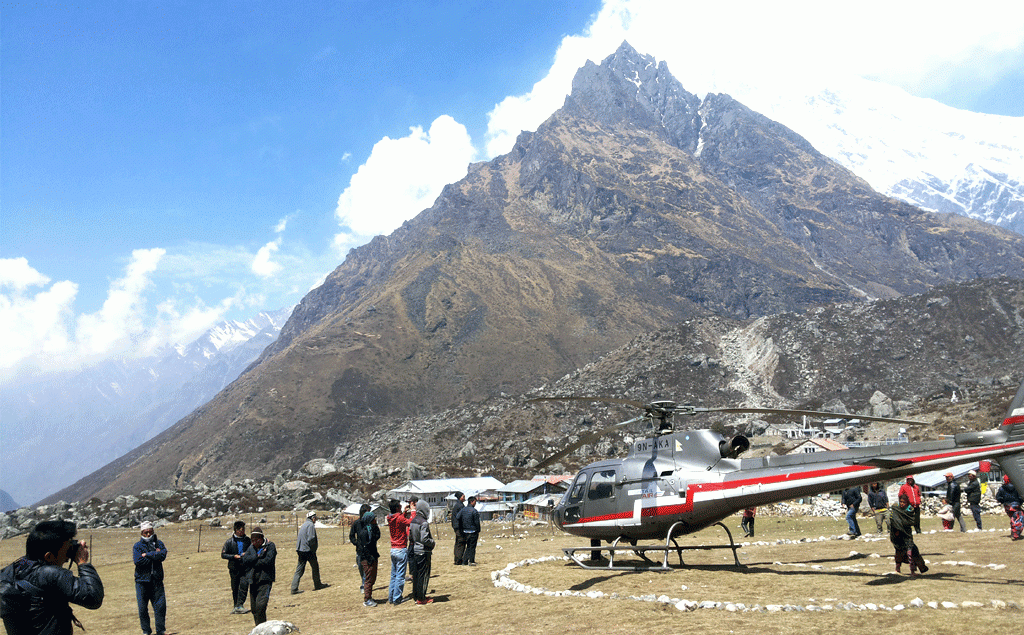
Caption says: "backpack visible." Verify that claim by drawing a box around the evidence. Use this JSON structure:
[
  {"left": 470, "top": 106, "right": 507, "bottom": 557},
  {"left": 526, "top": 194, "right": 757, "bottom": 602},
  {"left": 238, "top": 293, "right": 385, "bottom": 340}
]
[{"left": 0, "top": 560, "right": 45, "bottom": 624}]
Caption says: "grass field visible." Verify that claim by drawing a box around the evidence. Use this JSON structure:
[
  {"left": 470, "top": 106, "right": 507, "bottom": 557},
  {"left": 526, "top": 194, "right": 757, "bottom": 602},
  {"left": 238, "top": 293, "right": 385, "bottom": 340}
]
[{"left": 2, "top": 514, "right": 1020, "bottom": 635}]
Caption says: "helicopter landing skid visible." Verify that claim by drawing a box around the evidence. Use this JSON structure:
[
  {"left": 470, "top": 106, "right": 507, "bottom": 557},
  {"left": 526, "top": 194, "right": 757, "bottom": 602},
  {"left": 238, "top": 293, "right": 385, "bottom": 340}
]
[{"left": 562, "top": 522, "right": 744, "bottom": 571}]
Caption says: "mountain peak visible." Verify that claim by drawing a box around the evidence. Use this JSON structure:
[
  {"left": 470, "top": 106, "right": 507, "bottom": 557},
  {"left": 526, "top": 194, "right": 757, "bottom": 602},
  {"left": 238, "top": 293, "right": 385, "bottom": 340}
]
[{"left": 563, "top": 41, "right": 702, "bottom": 152}]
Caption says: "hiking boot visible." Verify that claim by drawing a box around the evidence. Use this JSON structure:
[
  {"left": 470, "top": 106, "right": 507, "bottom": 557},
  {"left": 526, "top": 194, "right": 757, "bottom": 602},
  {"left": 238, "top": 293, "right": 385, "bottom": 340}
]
[{"left": 364, "top": 599, "right": 378, "bottom": 607}]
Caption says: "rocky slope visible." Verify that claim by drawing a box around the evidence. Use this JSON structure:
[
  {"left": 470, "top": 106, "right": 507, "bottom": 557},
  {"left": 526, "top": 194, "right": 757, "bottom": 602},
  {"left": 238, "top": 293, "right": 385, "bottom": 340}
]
[{"left": 9, "top": 278, "right": 1021, "bottom": 536}]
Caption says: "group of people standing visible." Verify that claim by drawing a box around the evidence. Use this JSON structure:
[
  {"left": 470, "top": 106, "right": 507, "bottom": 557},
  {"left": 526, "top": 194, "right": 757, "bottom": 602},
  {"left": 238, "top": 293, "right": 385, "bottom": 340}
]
[
  {"left": 847, "top": 471, "right": 1022, "bottom": 576},
  {"left": 352, "top": 498, "right": 437, "bottom": 607}
]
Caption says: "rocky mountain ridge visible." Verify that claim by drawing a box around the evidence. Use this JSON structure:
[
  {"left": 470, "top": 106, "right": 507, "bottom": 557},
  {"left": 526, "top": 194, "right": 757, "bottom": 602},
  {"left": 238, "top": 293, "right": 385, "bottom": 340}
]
[{"left": 49, "top": 43, "right": 1024, "bottom": 504}]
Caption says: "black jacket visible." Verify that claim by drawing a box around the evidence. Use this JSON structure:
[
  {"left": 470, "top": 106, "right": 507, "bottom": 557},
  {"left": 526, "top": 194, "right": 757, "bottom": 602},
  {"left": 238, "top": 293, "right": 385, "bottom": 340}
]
[
  {"left": 450, "top": 500, "right": 465, "bottom": 530},
  {"left": 867, "top": 488, "right": 888, "bottom": 511},
  {"left": 221, "top": 534, "right": 252, "bottom": 572},
  {"left": 351, "top": 518, "right": 380, "bottom": 562},
  {"left": 996, "top": 482, "right": 1022, "bottom": 506},
  {"left": 0, "top": 558, "right": 103, "bottom": 635},
  {"left": 242, "top": 541, "right": 277, "bottom": 585},
  {"left": 946, "top": 480, "right": 963, "bottom": 512},
  {"left": 842, "top": 487, "right": 863, "bottom": 508},
  {"left": 965, "top": 479, "right": 982, "bottom": 505},
  {"left": 456, "top": 505, "right": 481, "bottom": 533}
]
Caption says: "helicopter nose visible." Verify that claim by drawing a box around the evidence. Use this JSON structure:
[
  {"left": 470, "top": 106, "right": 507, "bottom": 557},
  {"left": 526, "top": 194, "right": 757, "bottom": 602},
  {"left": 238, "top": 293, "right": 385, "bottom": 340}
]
[{"left": 553, "top": 506, "right": 565, "bottom": 529}]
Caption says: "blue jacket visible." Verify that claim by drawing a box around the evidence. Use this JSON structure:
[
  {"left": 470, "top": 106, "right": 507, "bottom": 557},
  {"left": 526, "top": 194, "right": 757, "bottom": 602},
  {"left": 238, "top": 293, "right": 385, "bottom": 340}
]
[{"left": 132, "top": 537, "right": 168, "bottom": 584}]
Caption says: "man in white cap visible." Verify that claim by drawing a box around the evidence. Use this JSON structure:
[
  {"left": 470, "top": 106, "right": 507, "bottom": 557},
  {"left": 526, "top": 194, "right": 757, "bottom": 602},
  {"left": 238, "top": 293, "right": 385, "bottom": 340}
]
[
  {"left": 133, "top": 521, "right": 168, "bottom": 635},
  {"left": 291, "top": 511, "right": 327, "bottom": 594},
  {"left": 964, "top": 470, "right": 983, "bottom": 529}
]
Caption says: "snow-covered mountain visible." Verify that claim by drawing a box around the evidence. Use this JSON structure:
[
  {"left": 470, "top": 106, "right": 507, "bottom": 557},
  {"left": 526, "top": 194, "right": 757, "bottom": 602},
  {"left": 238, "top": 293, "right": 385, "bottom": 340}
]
[
  {"left": 702, "top": 72, "right": 1024, "bottom": 234},
  {"left": 0, "top": 308, "right": 293, "bottom": 506}
]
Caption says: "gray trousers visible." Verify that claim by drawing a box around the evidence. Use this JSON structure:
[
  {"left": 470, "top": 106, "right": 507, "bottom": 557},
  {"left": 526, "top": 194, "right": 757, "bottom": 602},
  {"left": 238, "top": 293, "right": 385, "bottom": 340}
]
[{"left": 291, "top": 550, "right": 321, "bottom": 591}]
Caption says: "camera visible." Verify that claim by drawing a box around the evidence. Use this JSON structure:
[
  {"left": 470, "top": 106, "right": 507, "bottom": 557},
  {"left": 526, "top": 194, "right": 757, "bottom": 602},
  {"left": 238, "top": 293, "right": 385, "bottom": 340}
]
[{"left": 67, "top": 540, "right": 81, "bottom": 563}]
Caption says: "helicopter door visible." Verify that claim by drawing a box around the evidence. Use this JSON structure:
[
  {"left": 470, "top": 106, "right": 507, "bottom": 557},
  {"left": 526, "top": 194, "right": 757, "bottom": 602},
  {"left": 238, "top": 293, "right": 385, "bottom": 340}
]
[{"left": 583, "top": 468, "right": 618, "bottom": 522}]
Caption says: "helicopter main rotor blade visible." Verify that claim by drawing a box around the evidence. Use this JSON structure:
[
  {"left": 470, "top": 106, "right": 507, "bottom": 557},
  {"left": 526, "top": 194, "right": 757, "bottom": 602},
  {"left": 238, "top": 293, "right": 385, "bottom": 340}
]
[
  {"left": 534, "top": 415, "right": 646, "bottom": 470},
  {"left": 527, "top": 396, "right": 648, "bottom": 409},
  {"left": 688, "top": 406, "right": 928, "bottom": 427}
]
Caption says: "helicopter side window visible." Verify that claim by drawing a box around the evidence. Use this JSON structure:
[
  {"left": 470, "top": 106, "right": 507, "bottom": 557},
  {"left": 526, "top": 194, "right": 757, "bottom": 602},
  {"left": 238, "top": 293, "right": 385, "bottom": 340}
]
[{"left": 587, "top": 469, "right": 617, "bottom": 501}]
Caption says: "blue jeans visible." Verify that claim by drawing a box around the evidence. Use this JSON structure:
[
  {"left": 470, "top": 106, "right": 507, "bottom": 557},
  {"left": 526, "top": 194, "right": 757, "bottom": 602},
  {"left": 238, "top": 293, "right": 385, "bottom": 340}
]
[
  {"left": 846, "top": 506, "right": 861, "bottom": 535},
  {"left": 389, "top": 548, "right": 408, "bottom": 602},
  {"left": 135, "top": 581, "right": 166, "bottom": 635}
]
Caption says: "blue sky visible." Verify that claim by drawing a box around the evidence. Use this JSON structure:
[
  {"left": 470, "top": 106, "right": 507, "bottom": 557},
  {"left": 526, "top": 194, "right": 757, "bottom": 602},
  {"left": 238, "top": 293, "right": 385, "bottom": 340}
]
[{"left": 3, "top": 0, "right": 1023, "bottom": 379}]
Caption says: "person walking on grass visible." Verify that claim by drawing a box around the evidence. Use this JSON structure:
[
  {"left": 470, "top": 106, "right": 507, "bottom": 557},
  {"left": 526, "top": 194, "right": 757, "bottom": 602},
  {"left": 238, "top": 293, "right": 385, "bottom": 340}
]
[
  {"left": 889, "top": 493, "right": 928, "bottom": 576},
  {"left": 291, "top": 511, "right": 327, "bottom": 595}
]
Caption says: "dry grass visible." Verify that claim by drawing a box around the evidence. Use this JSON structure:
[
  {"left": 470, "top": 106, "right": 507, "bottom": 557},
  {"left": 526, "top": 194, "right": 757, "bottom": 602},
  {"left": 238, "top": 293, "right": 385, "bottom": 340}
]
[{"left": 2, "top": 515, "right": 1021, "bottom": 635}]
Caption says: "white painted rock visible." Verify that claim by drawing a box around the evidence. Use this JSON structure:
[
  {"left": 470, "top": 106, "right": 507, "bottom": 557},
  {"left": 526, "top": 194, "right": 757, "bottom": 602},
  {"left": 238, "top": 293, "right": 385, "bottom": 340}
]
[{"left": 249, "top": 621, "right": 300, "bottom": 635}]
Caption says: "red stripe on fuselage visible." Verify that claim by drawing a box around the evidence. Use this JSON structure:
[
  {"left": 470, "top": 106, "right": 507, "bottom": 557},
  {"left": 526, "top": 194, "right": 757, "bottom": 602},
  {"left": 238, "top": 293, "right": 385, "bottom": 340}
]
[
  {"left": 566, "top": 440, "right": 1024, "bottom": 527},
  {"left": 1003, "top": 415, "right": 1024, "bottom": 427}
]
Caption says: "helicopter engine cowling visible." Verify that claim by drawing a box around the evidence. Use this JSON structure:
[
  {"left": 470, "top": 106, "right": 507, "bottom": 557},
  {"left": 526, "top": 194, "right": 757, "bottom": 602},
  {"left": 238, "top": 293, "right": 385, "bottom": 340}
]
[{"left": 719, "top": 434, "right": 750, "bottom": 459}]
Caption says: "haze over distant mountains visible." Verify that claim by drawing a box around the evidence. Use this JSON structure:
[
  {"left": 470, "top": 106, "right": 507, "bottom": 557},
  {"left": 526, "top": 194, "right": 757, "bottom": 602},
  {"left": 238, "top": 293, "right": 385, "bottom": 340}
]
[
  {"left": 50, "top": 43, "right": 1024, "bottom": 505},
  {"left": 711, "top": 72, "right": 1024, "bottom": 234},
  {"left": 1, "top": 308, "right": 291, "bottom": 505}
]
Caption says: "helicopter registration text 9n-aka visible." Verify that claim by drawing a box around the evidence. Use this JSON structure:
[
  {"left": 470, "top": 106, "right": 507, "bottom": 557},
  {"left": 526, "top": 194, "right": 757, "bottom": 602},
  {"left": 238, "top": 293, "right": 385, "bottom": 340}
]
[{"left": 529, "top": 380, "right": 1024, "bottom": 570}]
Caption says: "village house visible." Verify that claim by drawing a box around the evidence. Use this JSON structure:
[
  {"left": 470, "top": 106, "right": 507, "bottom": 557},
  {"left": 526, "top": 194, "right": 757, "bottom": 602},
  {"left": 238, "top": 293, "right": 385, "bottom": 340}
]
[
  {"left": 387, "top": 476, "right": 505, "bottom": 517},
  {"left": 786, "top": 437, "right": 849, "bottom": 454}
]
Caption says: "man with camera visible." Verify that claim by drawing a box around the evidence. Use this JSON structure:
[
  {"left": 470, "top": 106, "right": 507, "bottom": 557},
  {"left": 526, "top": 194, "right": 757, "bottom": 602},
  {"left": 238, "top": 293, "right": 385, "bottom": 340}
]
[{"left": 0, "top": 519, "right": 104, "bottom": 634}]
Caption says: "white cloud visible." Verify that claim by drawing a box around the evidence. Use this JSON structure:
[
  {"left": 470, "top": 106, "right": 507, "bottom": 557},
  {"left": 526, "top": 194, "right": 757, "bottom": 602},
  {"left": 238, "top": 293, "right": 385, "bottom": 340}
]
[
  {"left": 0, "top": 274, "right": 77, "bottom": 372},
  {"left": 141, "top": 294, "right": 238, "bottom": 354},
  {"left": 252, "top": 240, "right": 283, "bottom": 278},
  {"left": 333, "top": 114, "right": 476, "bottom": 254},
  {"left": 0, "top": 257, "right": 52, "bottom": 291},
  {"left": 75, "top": 248, "right": 165, "bottom": 358},
  {"left": 482, "top": 0, "right": 1024, "bottom": 157},
  {"left": 0, "top": 249, "right": 243, "bottom": 378}
]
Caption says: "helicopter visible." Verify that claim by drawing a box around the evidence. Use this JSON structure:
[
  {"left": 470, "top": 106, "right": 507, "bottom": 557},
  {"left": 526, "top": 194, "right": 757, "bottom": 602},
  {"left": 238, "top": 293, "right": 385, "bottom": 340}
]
[{"left": 528, "top": 379, "right": 1024, "bottom": 570}]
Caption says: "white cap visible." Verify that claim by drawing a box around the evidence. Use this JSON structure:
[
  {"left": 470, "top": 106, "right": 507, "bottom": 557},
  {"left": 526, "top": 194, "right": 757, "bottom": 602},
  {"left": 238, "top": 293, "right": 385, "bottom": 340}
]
[{"left": 306, "top": 511, "right": 317, "bottom": 518}]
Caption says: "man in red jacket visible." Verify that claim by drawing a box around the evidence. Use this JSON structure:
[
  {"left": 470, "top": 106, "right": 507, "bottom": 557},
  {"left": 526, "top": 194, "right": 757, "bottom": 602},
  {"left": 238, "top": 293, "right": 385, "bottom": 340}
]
[
  {"left": 899, "top": 475, "right": 923, "bottom": 534},
  {"left": 385, "top": 500, "right": 412, "bottom": 604}
]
